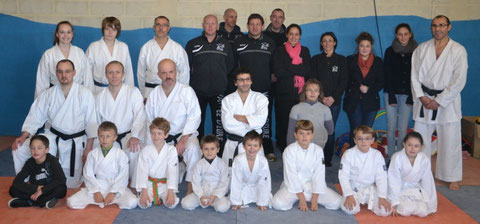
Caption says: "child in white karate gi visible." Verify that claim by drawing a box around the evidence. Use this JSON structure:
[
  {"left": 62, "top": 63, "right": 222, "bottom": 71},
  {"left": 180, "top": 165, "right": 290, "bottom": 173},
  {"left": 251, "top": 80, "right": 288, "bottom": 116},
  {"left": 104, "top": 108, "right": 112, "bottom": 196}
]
[
  {"left": 181, "top": 135, "right": 230, "bottom": 213},
  {"left": 388, "top": 131, "right": 437, "bottom": 217},
  {"left": 339, "top": 125, "right": 392, "bottom": 216}
]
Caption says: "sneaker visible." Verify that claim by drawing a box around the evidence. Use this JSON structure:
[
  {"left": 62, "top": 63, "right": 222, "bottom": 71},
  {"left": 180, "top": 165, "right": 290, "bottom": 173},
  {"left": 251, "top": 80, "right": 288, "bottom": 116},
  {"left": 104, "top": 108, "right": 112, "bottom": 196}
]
[
  {"left": 266, "top": 153, "right": 277, "bottom": 162},
  {"left": 45, "top": 198, "right": 58, "bottom": 209},
  {"left": 8, "top": 198, "right": 31, "bottom": 208}
]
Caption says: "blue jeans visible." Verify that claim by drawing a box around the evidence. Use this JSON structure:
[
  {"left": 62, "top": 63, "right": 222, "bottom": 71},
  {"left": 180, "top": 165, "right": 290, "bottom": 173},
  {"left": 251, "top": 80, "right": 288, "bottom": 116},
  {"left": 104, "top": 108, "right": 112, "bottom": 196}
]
[
  {"left": 324, "top": 104, "right": 340, "bottom": 164},
  {"left": 384, "top": 93, "right": 412, "bottom": 158},
  {"left": 347, "top": 103, "right": 377, "bottom": 146}
]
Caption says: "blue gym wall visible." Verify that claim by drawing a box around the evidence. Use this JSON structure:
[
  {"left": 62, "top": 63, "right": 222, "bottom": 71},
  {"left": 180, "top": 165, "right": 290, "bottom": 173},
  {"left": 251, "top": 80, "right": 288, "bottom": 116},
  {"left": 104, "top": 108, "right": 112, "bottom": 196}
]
[{"left": 1, "top": 13, "right": 479, "bottom": 137}]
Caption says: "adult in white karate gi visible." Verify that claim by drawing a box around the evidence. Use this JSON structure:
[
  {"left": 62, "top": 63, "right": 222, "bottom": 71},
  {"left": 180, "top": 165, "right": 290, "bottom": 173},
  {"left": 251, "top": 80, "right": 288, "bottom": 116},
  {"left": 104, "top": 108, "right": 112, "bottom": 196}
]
[
  {"left": 411, "top": 15, "right": 468, "bottom": 190},
  {"left": 221, "top": 67, "right": 268, "bottom": 167},
  {"left": 181, "top": 139, "right": 230, "bottom": 213},
  {"left": 137, "top": 16, "right": 190, "bottom": 98},
  {"left": 67, "top": 124, "right": 137, "bottom": 209},
  {"left": 12, "top": 59, "right": 97, "bottom": 188},
  {"left": 145, "top": 59, "right": 202, "bottom": 195},
  {"left": 272, "top": 125, "right": 341, "bottom": 211},
  {"left": 135, "top": 118, "right": 180, "bottom": 209},
  {"left": 388, "top": 149, "right": 437, "bottom": 217},
  {"left": 95, "top": 61, "right": 146, "bottom": 187},
  {"left": 86, "top": 17, "right": 134, "bottom": 95},
  {"left": 35, "top": 21, "right": 93, "bottom": 98}
]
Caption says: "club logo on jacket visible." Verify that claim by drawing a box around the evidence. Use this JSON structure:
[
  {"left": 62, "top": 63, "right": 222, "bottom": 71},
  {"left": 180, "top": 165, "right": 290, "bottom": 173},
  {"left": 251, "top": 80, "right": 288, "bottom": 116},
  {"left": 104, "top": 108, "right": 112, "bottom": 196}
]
[
  {"left": 332, "top": 65, "right": 338, "bottom": 72},
  {"left": 216, "top": 43, "right": 225, "bottom": 51},
  {"left": 261, "top": 42, "right": 269, "bottom": 50}
]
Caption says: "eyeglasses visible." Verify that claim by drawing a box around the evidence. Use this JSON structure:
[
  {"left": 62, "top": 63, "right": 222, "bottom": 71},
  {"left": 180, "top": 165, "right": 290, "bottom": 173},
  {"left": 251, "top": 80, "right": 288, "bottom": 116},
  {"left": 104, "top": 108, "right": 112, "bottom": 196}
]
[
  {"left": 431, "top": 23, "right": 449, "bottom": 28},
  {"left": 355, "top": 137, "right": 373, "bottom": 142},
  {"left": 236, "top": 78, "right": 251, "bottom": 83},
  {"left": 154, "top": 23, "right": 170, "bottom": 28}
]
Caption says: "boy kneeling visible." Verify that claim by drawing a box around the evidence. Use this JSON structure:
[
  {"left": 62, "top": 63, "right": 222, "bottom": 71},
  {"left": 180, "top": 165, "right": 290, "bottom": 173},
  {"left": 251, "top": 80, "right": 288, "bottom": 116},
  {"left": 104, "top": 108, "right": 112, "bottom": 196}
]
[
  {"left": 136, "top": 118, "right": 179, "bottom": 209},
  {"left": 67, "top": 122, "right": 137, "bottom": 209},
  {"left": 9, "top": 135, "right": 67, "bottom": 208},
  {"left": 273, "top": 120, "right": 342, "bottom": 211},
  {"left": 181, "top": 135, "right": 230, "bottom": 213},
  {"left": 339, "top": 125, "right": 391, "bottom": 216}
]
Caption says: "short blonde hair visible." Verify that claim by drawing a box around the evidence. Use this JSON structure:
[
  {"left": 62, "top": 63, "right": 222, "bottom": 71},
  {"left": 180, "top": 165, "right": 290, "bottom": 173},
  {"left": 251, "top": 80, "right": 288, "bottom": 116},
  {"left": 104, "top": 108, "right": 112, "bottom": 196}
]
[{"left": 353, "top": 125, "right": 374, "bottom": 138}]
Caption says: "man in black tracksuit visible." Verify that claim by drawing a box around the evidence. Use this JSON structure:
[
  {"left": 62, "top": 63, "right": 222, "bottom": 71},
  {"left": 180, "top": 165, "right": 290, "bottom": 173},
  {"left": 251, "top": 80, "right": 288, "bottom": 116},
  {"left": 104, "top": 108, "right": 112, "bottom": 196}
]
[
  {"left": 186, "top": 14, "right": 234, "bottom": 148},
  {"left": 217, "top": 8, "right": 243, "bottom": 47},
  {"left": 232, "top": 14, "right": 277, "bottom": 161}
]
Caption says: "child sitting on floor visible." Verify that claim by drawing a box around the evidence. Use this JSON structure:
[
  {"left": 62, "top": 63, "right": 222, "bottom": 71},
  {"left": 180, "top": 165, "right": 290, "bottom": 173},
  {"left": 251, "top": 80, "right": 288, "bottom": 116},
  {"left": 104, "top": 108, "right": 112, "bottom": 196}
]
[
  {"left": 181, "top": 135, "right": 230, "bottom": 213},
  {"left": 338, "top": 125, "right": 391, "bottom": 216},
  {"left": 9, "top": 135, "right": 67, "bottom": 209},
  {"left": 67, "top": 121, "right": 137, "bottom": 209},
  {"left": 273, "top": 120, "right": 342, "bottom": 211},
  {"left": 136, "top": 117, "right": 179, "bottom": 209},
  {"left": 388, "top": 131, "right": 437, "bottom": 217},
  {"left": 230, "top": 130, "right": 272, "bottom": 211}
]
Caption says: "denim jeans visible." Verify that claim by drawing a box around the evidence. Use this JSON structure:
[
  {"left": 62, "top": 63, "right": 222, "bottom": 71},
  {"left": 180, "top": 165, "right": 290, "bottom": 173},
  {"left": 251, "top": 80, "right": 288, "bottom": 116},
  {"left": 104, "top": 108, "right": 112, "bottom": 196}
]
[
  {"left": 384, "top": 93, "right": 412, "bottom": 158},
  {"left": 347, "top": 103, "right": 377, "bottom": 146},
  {"left": 324, "top": 104, "right": 340, "bottom": 164}
]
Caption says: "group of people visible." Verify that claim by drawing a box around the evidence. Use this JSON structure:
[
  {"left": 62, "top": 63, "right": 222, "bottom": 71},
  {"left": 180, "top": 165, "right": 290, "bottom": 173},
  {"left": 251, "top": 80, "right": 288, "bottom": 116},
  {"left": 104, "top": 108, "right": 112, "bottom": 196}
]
[{"left": 7, "top": 6, "right": 467, "bottom": 218}]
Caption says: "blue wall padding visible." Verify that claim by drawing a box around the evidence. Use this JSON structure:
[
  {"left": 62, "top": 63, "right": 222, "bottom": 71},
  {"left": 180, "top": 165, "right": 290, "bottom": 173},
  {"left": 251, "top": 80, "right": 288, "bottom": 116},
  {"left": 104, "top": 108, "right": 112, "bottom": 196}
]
[{"left": 1, "top": 13, "right": 478, "bottom": 137}]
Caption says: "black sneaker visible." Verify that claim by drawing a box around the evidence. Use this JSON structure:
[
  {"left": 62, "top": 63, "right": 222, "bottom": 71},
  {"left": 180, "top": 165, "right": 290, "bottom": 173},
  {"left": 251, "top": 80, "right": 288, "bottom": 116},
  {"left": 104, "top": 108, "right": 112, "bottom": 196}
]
[
  {"left": 8, "top": 198, "right": 31, "bottom": 208},
  {"left": 45, "top": 198, "right": 58, "bottom": 209}
]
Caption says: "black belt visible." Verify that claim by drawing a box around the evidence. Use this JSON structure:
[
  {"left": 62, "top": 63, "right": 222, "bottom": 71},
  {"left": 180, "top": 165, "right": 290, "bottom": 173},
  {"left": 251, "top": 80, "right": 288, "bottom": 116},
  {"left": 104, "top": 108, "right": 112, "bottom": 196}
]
[
  {"left": 50, "top": 127, "right": 86, "bottom": 177},
  {"left": 420, "top": 85, "right": 444, "bottom": 121},
  {"left": 166, "top": 133, "right": 183, "bottom": 162},
  {"left": 116, "top": 130, "right": 131, "bottom": 149},
  {"left": 227, "top": 133, "right": 243, "bottom": 167},
  {"left": 145, "top": 82, "right": 159, "bottom": 88},
  {"left": 94, "top": 80, "right": 108, "bottom": 87}
]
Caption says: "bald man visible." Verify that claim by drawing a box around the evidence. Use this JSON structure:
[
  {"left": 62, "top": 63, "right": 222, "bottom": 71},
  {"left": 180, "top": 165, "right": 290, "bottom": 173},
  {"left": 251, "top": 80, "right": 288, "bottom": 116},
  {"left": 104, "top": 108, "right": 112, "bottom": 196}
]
[
  {"left": 145, "top": 59, "right": 202, "bottom": 195},
  {"left": 218, "top": 8, "right": 243, "bottom": 45},
  {"left": 186, "top": 14, "right": 234, "bottom": 148}
]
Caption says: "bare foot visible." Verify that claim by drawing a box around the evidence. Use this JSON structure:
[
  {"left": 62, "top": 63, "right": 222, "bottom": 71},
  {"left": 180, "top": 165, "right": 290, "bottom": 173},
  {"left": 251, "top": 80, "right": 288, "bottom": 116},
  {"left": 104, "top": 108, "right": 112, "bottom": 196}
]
[{"left": 448, "top": 182, "right": 460, "bottom": 190}]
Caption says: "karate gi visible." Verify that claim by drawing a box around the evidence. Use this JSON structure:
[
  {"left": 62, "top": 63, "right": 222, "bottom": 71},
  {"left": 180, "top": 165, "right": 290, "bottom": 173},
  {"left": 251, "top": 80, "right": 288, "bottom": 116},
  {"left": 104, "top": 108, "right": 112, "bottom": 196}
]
[
  {"left": 388, "top": 149, "right": 437, "bottom": 217},
  {"left": 145, "top": 83, "right": 202, "bottom": 183},
  {"left": 13, "top": 83, "right": 97, "bottom": 188},
  {"left": 137, "top": 37, "right": 190, "bottom": 98},
  {"left": 272, "top": 142, "right": 341, "bottom": 211},
  {"left": 135, "top": 144, "right": 179, "bottom": 209},
  {"left": 181, "top": 157, "right": 231, "bottom": 213},
  {"left": 338, "top": 146, "right": 391, "bottom": 216},
  {"left": 86, "top": 38, "right": 135, "bottom": 95},
  {"left": 95, "top": 84, "right": 146, "bottom": 187},
  {"left": 230, "top": 153, "right": 272, "bottom": 207},
  {"left": 35, "top": 44, "right": 94, "bottom": 98},
  {"left": 67, "top": 146, "right": 137, "bottom": 209},
  {"left": 411, "top": 38, "right": 468, "bottom": 182},
  {"left": 221, "top": 90, "right": 268, "bottom": 167}
]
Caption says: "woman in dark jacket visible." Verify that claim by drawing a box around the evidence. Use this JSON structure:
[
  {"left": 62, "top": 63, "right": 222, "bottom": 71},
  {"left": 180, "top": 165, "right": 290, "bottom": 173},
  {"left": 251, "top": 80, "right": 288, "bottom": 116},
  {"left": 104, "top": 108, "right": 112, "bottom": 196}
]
[
  {"left": 311, "top": 32, "right": 347, "bottom": 166},
  {"left": 384, "top": 23, "right": 417, "bottom": 160},
  {"left": 344, "top": 32, "right": 384, "bottom": 146},
  {"left": 273, "top": 24, "right": 312, "bottom": 151}
]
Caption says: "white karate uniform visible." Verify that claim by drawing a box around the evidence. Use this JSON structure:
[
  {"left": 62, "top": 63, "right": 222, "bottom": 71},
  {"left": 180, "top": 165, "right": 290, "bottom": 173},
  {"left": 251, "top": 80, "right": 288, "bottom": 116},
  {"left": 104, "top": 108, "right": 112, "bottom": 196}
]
[
  {"left": 86, "top": 38, "right": 134, "bottom": 95},
  {"left": 221, "top": 90, "right": 268, "bottom": 166},
  {"left": 67, "top": 146, "right": 137, "bottom": 209},
  {"left": 272, "top": 142, "right": 342, "bottom": 211},
  {"left": 388, "top": 149, "right": 437, "bottom": 217},
  {"left": 181, "top": 157, "right": 231, "bottom": 213},
  {"left": 137, "top": 37, "right": 190, "bottom": 98},
  {"left": 145, "top": 83, "right": 202, "bottom": 182},
  {"left": 13, "top": 83, "right": 98, "bottom": 188},
  {"left": 411, "top": 38, "right": 468, "bottom": 182},
  {"left": 35, "top": 44, "right": 94, "bottom": 98},
  {"left": 135, "top": 144, "right": 179, "bottom": 209},
  {"left": 230, "top": 153, "right": 272, "bottom": 207},
  {"left": 338, "top": 146, "right": 391, "bottom": 216},
  {"left": 95, "top": 84, "right": 146, "bottom": 187}
]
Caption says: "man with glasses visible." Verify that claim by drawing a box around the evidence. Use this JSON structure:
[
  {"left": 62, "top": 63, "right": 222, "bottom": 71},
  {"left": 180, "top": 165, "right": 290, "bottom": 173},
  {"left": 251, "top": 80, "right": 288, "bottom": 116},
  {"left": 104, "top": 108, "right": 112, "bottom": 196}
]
[
  {"left": 411, "top": 15, "right": 468, "bottom": 190},
  {"left": 137, "top": 16, "right": 190, "bottom": 99},
  {"left": 221, "top": 67, "right": 268, "bottom": 168}
]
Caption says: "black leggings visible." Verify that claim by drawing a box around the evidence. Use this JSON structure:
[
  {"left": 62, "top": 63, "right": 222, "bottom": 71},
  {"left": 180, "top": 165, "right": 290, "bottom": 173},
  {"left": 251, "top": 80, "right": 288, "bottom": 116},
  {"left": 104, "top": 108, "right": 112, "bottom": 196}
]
[{"left": 9, "top": 185, "right": 67, "bottom": 206}]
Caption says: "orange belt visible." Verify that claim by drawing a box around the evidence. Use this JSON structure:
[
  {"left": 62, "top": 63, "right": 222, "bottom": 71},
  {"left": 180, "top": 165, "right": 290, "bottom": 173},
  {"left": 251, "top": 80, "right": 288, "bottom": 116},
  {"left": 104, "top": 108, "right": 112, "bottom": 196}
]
[{"left": 148, "top": 177, "right": 167, "bottom": 205}]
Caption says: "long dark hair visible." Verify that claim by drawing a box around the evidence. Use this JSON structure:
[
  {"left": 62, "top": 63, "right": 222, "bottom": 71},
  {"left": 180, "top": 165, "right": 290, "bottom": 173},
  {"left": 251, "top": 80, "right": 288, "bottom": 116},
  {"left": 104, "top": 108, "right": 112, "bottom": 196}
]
[{"left": 53, "top": 21, "right": 73, "bottom": 46}]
